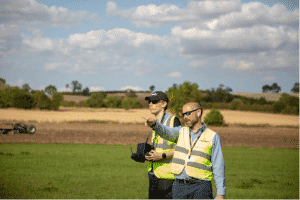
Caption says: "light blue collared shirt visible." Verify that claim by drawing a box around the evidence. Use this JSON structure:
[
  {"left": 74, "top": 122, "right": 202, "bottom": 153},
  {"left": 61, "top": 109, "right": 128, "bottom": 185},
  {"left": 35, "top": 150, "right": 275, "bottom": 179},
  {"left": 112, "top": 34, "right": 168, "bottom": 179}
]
[{"left": 153, "top": 122, "right": 226, "bottom": 196}]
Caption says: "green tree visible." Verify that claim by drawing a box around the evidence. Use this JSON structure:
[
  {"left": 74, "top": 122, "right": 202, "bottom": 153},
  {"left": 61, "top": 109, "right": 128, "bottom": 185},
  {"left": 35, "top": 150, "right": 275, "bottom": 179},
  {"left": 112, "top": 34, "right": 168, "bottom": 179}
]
[
  {"left": 203, "top": 84, "right": 233, "bottom": 103},
  {"left": 13, "top": 91, "right": 35, "bottom": 109},
  {"left": 86, "top": 93, "right": 107, "bottom": 108},
  {"left": 82, "top": 87, "right": 90, "bottom": 96},
  {"left": 271, "top": 83, "right": 281, "bottom": 93},
  {"left": 121, "top": 97, "right": 141, "bottom": 110},
  {"left": 50, "top": 92, "right": 64, "bottom": 110},
  {"left": 262, "top": 85, "right": 272, "bottom": 93},
  {"left": 22, "top": 83, "right": 31, "bottom": 93},
  {"left": 172, "top": 84, "right": 178, "bottom": 90},
  {"left": 32, "top": 91, "right": 51, "bottom": 110},
  {"left": 71, "top": 81, "right": 82, "bottom": 94},
  {"left": 166, "top": 81, "right": 203, "bottom": 118},
  {"left": 150, "top": 85, "right": 155, "bottom": 92},
  {"left": 291, "top": 82, "right": 299, "bottom": 93},
  {"left": 0, "top": 78, "right": 6, "bottom": 84},
  {"left": 45, "top": 85, "right": 57, "bottom": 95}
]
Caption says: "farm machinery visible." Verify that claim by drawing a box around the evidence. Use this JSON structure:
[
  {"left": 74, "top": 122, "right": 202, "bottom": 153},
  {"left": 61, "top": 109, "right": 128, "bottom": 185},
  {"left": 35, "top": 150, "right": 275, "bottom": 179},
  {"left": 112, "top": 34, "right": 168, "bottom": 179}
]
[{"left": 0, "top": 123, "right": 36, "bottom": 135}]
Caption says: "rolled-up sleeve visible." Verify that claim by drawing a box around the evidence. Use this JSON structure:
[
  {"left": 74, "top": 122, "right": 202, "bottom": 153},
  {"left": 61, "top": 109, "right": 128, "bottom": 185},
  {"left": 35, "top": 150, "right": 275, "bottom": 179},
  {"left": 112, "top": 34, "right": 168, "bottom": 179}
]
[
  {"left": 211, "top": 134, "right": 226, "bottom": 196},
  {"left": 152, "top": 122, "right": 181, "bottom": 143}
]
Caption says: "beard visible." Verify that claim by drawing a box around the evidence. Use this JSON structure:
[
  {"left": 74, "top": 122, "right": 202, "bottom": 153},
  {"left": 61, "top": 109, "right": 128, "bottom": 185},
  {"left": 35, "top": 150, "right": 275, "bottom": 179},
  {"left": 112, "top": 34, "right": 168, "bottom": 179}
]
[{"left": 185, "top": 121, "right": 196, "bottom": 128}]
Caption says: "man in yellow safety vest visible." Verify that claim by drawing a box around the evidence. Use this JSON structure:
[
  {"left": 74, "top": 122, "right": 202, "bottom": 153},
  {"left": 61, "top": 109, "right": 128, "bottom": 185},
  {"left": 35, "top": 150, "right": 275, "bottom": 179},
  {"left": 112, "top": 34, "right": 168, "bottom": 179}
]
[
  {"left": 145, "top": 102, "right": 226, "bottom": 199},
  {"left": 144, "top": 91, "right": 181, "bottom": 199}
]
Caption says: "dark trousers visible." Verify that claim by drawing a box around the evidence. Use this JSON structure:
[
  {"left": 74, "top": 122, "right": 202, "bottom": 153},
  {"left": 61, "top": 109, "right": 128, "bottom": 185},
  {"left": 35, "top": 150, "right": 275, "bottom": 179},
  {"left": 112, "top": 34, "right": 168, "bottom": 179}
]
[
  {"left": 172, "top": 179, "right": 213, "bottom": 199},
  {"left": 148, "top": 172, "right": 174, "bottom": 199}
]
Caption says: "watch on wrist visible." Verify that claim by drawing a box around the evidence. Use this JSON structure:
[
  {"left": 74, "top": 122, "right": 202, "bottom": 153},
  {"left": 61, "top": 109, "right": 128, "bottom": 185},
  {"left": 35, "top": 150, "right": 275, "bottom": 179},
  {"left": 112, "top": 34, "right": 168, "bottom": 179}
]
[{"left": 162, "top": 153, "right": 166, "bottom": 159}]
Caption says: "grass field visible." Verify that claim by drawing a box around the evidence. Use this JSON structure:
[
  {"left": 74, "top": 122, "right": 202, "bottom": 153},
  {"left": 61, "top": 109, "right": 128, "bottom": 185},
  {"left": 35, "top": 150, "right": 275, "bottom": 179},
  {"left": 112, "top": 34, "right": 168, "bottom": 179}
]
[{"left": 0, "top": 143, "right": 298, "bottom": 199}]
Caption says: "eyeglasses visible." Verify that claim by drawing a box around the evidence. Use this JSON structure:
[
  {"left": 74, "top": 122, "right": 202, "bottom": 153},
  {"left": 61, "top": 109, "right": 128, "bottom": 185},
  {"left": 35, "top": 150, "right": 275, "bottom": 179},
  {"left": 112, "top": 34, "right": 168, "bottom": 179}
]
[
  {"left": 147, "top": 100, "right": 160, "bottom": 104},
  {"left": 182, "top": 108, "right": 199, "bottom": 117}
]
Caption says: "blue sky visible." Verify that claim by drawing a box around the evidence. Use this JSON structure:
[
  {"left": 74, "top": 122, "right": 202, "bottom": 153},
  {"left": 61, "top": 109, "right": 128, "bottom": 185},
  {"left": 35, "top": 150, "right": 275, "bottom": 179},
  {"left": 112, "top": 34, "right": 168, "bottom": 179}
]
[{"left": 1, "top": 0, "right": 299, "bottom": 93}]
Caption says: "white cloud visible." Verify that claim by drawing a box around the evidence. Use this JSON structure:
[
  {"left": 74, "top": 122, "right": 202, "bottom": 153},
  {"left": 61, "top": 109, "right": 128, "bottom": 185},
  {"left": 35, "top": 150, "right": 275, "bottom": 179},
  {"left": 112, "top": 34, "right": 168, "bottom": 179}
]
[
  {"left": 15, "top": 79, "right": 25, "bottom": 87},
  {"left": 89, "top": 86, "right": 107, "bottom": 92},
  {"left": 167, "top": 71, "right": 182, "bottom": 78},
  {"left": 106, "top": 0, "right": 242, "bottom": 28},
  {"left": 189, "top": 60, "right": 208, "bottom": 68},
  {"left": 44, "top": 62, "right": 69, "bottom": 71},
  {"left": 106, "top": 1, "right": 297, "bottom": 29},
  {"left": 120, "top": 85, "right": 143, "bottom": 91},
  {"left": 57, "top": 87, "right": 73, "bottom": 92}
]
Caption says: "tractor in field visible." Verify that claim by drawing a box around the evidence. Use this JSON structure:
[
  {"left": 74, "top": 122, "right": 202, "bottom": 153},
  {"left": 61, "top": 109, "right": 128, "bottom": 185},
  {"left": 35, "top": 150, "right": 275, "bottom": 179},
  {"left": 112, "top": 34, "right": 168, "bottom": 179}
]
[{"left": 0, "top": 123, "right": 36, "bottom": 135}]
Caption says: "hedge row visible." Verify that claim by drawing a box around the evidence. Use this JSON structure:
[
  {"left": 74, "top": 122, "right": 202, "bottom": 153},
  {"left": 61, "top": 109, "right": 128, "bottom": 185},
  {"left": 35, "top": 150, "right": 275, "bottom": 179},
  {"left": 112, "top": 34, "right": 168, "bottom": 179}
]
[{"left": 0, "top": 87, "right": 63, "bottom": 110}]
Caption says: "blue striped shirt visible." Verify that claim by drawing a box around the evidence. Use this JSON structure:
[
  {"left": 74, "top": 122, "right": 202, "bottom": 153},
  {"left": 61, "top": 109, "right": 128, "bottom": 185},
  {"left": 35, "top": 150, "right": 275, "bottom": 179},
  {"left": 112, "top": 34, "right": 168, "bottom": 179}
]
[{"left": 153, "top": 122, "right": 226, "bottom": 196}]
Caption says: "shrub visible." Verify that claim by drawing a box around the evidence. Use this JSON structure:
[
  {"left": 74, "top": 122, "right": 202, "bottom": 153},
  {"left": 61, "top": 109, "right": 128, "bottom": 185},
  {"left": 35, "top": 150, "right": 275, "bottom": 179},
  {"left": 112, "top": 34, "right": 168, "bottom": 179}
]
[
  {"left": 105, "top": 95, "right": 122, "bottom": 108},
  {"left": 0, "top": 90, "right": 6, "bottom": 108},
  {"left": 32, "top": 91, "right": 51, "bottom": 110},
  {"left": 121, "top": 97, "right": 141, "bottom": 110},
  {"left": 50, "top": 92, "right": 64, "bottom": 110},
  {"left": 86, "top": 93, "right": 106, "bottom": 108},
  {"left": 281, "top": 106, "right": 299, "bottom": 115},
  {"left": 230, "top": 99, "right": 244, "bottom": 110},
  {"left": 12, "top": 91, "right": 35, "bottom": 109},
  {"left": 77, "top": 100, "right": 87, "bottom": 107},
  {"left": 1, "top": 87, "right": 21, "bottom": 107},
  {"left": 204, "top": 108, "right": 225, "bottom": 126},
  {"left": 272, "top": 101, "right": 286, "bottom": 113},
  {"left": 257, "top": 97, "right": 267, "bottom": 105}
]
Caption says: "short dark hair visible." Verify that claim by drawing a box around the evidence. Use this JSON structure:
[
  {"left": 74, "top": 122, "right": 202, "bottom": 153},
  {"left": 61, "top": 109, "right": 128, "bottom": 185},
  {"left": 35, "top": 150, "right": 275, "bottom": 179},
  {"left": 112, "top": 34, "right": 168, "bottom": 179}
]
[{"left": 163, "top": 99, "right": 168, "bottom": 111}]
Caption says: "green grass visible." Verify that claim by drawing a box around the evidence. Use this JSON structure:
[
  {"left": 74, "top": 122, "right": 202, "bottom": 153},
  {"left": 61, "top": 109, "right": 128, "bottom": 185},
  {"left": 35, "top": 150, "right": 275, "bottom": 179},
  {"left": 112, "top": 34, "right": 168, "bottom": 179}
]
[{"left": 0, "top": 144, "right": 298, "bottom": 199}]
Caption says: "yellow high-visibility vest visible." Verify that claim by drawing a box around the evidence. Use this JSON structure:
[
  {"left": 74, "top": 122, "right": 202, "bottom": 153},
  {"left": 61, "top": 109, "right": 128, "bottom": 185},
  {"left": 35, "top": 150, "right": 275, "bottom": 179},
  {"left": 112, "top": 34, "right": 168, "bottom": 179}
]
[
  {"left": 147, "top": 114, "right": 176, "bottom": 179},
  {"left": 171, "top": 127, "right": 216, "bottom": 180}
]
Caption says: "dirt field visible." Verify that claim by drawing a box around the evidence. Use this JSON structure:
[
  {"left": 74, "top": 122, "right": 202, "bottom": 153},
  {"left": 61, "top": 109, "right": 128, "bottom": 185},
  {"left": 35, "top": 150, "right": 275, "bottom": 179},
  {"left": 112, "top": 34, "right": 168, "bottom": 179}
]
[
  {"left": 0, "top": 119, "right": 298, "bottom": 149},
  {"left": 0, "top": 107, "right": 298, "bottom": 126}
]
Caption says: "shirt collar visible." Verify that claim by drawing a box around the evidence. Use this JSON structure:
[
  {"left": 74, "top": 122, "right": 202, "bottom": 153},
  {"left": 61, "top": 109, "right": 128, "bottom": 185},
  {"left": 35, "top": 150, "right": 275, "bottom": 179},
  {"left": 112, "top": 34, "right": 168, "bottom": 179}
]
[{"left": 190, "top": 123, "right": 206, "bottom": 134}]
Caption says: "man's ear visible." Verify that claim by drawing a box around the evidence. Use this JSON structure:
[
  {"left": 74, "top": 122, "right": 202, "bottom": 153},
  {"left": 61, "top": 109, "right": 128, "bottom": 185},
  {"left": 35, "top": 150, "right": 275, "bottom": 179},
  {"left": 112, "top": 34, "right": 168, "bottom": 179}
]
[{"left": 162, "top": 101, "right": 167, "bottom": 109}]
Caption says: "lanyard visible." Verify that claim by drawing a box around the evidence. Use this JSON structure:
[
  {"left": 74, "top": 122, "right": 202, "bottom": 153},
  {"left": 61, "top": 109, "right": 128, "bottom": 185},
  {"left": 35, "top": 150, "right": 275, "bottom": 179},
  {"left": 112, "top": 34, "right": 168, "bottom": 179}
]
[{"left": 188, "top": 130, "right": 202, "bottom": 157}]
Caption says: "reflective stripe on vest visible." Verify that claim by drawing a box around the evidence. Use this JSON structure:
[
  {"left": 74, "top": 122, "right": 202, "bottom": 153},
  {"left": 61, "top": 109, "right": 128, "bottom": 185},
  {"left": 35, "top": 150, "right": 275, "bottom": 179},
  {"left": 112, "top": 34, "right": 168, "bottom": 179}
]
[
  {"left": 147, "top": 114, "right": 176, "bottom": 179},
  {"left": 170, "top": 127, "right": 216, "bottom": 180}
]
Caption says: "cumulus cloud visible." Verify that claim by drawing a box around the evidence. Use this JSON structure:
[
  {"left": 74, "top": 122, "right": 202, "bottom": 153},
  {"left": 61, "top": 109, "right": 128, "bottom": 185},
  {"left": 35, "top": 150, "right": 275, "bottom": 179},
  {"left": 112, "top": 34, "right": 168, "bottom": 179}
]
[
  {"left": 167, "top": 71, "right": 182, "bottom": 78},
  {"left": 2, "top": 0, "right": 100, "bottom": 33},
  {"left": 20, "top": 28, "right": 169, "bottom": 75},
  {"left": 89, "top": 86, "right": 107, "bottom": 92},
  {"left": 106, "top": 0, "right": 242, "bottom": 27},
  {"left": 189, "top": 60, "right": 208, "bottom": 67},
  {"left": 120, "top": 85, "right": 143, "bottom": 91},
  {"left": 106, "top": 1, "right": 297, "bottom": 29}
]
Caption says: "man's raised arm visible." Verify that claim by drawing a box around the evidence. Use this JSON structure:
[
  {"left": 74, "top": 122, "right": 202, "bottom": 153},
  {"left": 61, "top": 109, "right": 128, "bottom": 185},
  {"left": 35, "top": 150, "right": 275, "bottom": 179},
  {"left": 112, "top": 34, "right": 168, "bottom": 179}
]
[{"left": 145, "top": 118, "right": 181, "bottom": 143}]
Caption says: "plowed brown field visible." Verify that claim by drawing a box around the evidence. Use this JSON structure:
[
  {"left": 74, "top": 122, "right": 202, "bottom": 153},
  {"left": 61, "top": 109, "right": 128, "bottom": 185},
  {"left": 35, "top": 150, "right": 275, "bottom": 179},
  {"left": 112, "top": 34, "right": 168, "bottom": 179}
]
[{"left": 0, "top": 119, "right": 298, "bottom": 149}]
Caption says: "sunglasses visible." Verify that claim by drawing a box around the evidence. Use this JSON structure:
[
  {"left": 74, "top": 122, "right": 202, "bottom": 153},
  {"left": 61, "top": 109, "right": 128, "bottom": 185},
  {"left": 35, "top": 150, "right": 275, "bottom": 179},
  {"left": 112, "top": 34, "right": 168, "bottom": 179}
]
[
  {"left": 147, "top": 99, "right": 160, "bottom": 104},
  {"left": 182, "top": 108, "right": 199, "bottom": 117}
]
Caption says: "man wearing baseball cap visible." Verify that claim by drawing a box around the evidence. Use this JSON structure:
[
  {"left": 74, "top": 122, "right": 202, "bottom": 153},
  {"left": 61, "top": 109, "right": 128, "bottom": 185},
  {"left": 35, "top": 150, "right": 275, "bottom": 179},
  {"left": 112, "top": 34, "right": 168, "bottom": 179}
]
[{"left": 144, "top": 91, "right": 181, "bottom": 199}]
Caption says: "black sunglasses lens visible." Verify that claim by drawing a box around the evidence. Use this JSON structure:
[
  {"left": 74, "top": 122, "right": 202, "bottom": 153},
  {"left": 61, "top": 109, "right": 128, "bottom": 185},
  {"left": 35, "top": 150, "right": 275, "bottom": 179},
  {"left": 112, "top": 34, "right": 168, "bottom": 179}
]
[{"left": 148, "top": 100, "right": 159, "bottom": 104}]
